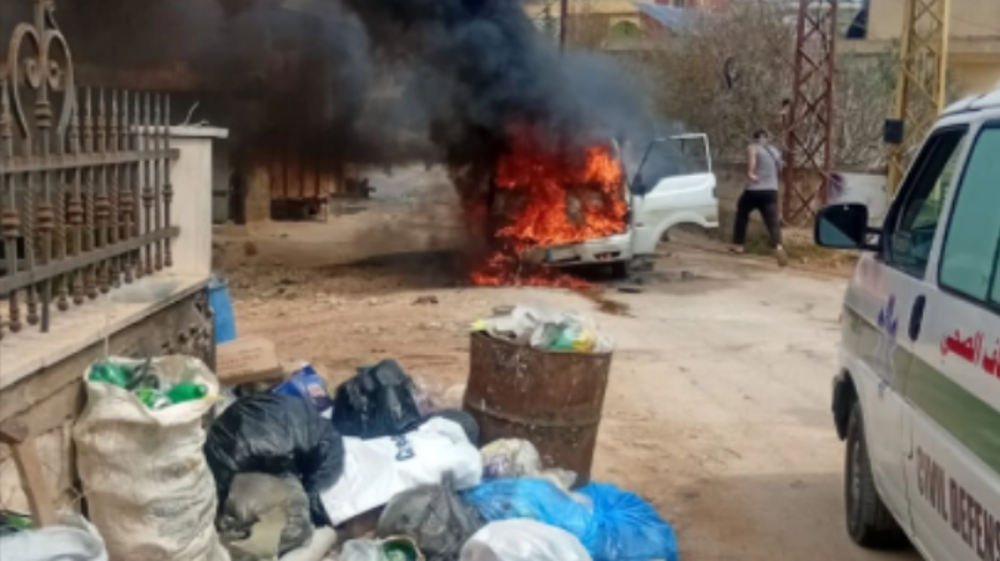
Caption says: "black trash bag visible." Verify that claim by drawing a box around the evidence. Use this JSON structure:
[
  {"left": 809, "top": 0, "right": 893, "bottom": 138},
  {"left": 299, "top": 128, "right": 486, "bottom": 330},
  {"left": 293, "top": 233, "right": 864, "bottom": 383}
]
[
  {"left": 218, "top": 473, "right": 314, "bottom": 556},
  {"left": 331, "top": 359, "right": 423, "bottom": 439},
  {"left": 204, "top": 394, "right": 345, "bottom": 526},
  {"left": 376, "top": 477, "right": 484, "bottom": 561},
  {"left": 423, "top": 409, "right": 480, "bottom": 447}
]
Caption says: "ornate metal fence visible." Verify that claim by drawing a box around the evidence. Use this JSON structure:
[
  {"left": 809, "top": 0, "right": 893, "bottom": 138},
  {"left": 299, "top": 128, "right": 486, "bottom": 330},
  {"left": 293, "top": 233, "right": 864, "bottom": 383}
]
[{"left": 0, "top": 0, "right": 177, "bottom": 338}]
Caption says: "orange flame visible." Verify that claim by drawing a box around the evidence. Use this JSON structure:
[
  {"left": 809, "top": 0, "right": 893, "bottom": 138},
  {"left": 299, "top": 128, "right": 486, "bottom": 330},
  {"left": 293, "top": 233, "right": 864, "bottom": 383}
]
[{"left": 468, "top": 127, "right": 628, "bottom": 287}]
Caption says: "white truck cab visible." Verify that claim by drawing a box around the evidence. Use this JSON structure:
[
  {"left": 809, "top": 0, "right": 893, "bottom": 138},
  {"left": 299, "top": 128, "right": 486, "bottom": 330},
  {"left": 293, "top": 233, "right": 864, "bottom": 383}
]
[
  {"left": 815, "top": 86, "right": 1000, "bottom": 561},
  {"left": 538, "top": 133, "right": 720, "bottom": 276}
]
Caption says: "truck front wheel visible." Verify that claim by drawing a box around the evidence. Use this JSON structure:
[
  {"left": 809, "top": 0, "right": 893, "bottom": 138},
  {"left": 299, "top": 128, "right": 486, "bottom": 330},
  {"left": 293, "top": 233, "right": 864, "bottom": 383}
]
[{"left": 844, "top": 403, "right": 906, "bottom": 548}]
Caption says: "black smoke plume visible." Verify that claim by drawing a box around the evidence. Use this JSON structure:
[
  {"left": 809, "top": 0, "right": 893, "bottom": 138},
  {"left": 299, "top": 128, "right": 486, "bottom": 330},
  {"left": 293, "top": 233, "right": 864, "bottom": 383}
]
[
  {"left": 339, "top": 0, "right": 668, "bottom": 170},
  {"left": 1, "top": 0, "right": 678, "bottom": 179}
]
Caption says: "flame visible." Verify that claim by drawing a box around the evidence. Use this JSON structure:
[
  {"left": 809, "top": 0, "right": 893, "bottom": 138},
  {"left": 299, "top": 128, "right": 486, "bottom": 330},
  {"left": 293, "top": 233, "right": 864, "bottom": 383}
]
[{"left": 467, "top": 127, "right": 628, "bottom": 287}]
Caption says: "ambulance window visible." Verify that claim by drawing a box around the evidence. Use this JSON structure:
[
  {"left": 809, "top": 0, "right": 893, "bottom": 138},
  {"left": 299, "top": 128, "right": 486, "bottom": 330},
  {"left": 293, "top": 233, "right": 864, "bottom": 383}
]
[
  {"left": 884, "top": 128, "right": 967, "bottom": 278},
  {"left": 939, "top": 125, "right": 1000, "bottom": 305}
]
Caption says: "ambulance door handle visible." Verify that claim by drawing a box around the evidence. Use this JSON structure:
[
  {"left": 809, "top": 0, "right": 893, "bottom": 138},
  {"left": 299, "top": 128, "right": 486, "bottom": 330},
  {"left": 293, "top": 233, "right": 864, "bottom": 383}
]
[{"left": 908, "top": 295, "right": 926, "bottom": 342}]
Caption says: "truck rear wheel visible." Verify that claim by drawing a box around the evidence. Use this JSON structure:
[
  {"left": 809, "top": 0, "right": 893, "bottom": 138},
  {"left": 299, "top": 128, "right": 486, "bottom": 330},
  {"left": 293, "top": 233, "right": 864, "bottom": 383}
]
[{"left": 845, "top": 403, "right": 907, "bottom": 548}]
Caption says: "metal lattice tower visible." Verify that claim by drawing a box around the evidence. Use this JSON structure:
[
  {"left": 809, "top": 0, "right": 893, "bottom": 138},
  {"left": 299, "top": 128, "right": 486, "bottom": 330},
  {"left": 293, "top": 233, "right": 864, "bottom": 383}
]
[
  {"left": 886, "top": 0, "right": 950, "bottom": 196},
  {"left": 784, "top": 0, "right": 839, "bottom": 225}
]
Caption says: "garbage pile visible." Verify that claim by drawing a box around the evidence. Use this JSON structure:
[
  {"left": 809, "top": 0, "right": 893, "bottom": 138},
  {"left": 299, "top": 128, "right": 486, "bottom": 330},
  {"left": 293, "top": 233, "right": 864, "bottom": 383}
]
[{"left": 2, "top": 303, "right": 678, "bottom": 561}]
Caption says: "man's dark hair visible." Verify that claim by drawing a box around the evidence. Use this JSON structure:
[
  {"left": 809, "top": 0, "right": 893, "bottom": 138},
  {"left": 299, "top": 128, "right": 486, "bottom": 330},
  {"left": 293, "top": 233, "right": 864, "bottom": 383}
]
[{"left": 752, "top": 129, "right": 769, "bottom": 141}]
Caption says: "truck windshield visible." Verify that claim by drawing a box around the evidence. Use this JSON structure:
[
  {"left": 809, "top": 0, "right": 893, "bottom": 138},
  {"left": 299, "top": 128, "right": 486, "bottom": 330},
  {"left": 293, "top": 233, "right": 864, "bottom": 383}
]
[{"left": 625, "top": 136, "right": 710, "bottom": 193}]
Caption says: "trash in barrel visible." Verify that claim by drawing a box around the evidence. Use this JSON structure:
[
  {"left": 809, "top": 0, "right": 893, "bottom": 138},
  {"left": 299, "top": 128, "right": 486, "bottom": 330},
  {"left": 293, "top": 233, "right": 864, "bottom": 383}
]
[{"left": 464, "top": 306, "right": 613, "bottom": 486}]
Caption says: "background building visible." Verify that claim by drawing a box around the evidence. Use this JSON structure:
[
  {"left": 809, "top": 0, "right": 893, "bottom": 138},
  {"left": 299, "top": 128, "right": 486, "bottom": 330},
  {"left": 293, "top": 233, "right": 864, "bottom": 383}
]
[{"left": 843, "top": 0, "right": 1000, "bottom": 95}]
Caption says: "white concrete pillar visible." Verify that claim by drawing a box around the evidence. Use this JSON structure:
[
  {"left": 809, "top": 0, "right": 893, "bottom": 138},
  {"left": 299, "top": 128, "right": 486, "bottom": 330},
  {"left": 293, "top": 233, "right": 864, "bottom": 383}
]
[{"left": 168, "top": 126, "right": 229, "bottom": 278}]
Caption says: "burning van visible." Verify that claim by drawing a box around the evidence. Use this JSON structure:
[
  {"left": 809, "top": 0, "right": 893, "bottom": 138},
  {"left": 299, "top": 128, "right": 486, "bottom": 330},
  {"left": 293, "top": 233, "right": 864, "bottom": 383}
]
[{"left": 479, "top": 132, "right": 719, "bottom": 282}]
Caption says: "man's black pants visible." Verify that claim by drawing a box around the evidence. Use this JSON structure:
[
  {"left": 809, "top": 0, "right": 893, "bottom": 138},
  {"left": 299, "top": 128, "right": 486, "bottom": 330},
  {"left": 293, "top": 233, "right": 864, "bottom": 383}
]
[{"left": 733, "top": 190, "right": 782, "bottom": 247}]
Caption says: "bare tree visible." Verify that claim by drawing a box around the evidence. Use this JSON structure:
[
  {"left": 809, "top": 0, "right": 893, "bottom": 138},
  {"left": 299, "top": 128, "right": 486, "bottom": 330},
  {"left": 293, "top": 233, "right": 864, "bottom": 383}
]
[
  {"left": 636, "top": 0, "right": 897, "bottom": 169},
  {"left": 636, "top": 1, "right": 793, "bottom": 160}
]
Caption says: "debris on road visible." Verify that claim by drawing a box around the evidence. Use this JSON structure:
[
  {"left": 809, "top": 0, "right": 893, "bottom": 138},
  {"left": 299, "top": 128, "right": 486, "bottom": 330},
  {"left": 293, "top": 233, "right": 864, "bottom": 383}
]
[
  {"left": 220, "top": 473, "right": 314, "bottom": 559},
  {"left": 465, "top": 479, "right": 679, "bottom": 561},
  {"left": 340, "top": 536, "right": 424, "bottom": 561},
  {"left": 460, "top": 520, "right": 593, "bottom": 561},
  {"left": 331, "top": 359, "right": 424, "bottom": 439},
  {"left": 0, "top": 514, "right": 108, "bottom": 561},
  {"left": 216, "top": 336, "right": 285, "bottom": 387},
  {"left": 318, "top": 417, "right": 482, "bottom": 526},
  {"left": 16, "top": 299, "right": 683, "bottom": 561},
  {"left": 616, "top": 285, "right": 643, "bottom": 294},
  {"left": 377, "top": 480, "right": 483, "bottom": 561},
  {"left": 273, "top": 363, "right": 335, "bottom": 419},
  {"left": 466, "top": 317, "right": 613, "bottom": 485},
  {"left": 481, "top": 439, "right": 576, "bottom": 490},
  {"left": 204, "top": 393, "right": 346, "bottom": 527},
  {"left": 74, "top": 356, "right": 228, "bottom": 561}
]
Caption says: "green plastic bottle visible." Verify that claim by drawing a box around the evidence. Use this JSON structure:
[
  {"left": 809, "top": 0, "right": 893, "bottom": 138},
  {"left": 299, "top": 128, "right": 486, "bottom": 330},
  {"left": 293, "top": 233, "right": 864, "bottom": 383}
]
[
  {"left": 88, "top": 361, "right": 132, "bottom": 389},
  {"left": 166, "top": 382, "right": 208, "bottom": 404},
  {"left": 134, "top": 388, "right": 171, "bottom": 410},
  {"left": 382, "top": 540, "right": 419, "bottom": 561}
]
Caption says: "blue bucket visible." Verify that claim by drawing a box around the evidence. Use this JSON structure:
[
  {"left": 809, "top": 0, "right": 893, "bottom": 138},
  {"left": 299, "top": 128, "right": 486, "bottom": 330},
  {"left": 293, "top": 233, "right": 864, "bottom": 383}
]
[{"left": 208, "top": 277, "right": 236, "bottom": 344}]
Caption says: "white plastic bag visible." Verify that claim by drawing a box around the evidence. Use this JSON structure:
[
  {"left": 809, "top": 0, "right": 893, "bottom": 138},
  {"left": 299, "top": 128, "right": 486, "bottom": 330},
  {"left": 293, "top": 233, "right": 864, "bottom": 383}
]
[
  {"left": 73, "top": 356, "right": 229, "bottom": 561},
  {"left": 481, "top": 439, "right": 542, "bottom": 479},
  {"left": 459, "top": 520, "right": 592, "bottom": 561},
  {"left": 338, "top": 539, "right": 382, "bottom": 561},
  {"left": 0, "top": 514, "right": 108, "bottom": 561},
  {"left": 481, "top": 439, "right": 577, "bottom": 490},
  {"left": 319, "top": 418, "right": 482, "bottom": 526},
  {"left": 472, "top": 305, "right": 555, "bottom": 345}
]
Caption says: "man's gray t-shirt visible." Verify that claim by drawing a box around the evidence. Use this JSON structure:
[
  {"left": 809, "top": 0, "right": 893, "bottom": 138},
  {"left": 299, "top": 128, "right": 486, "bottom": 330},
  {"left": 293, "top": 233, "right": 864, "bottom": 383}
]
[{"left": 748, "top": 143, "right": 782, "bottom": 192}]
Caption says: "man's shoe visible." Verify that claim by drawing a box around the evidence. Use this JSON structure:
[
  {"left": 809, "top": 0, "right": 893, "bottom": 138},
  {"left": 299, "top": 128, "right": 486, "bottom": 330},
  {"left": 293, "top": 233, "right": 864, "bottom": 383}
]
[{"left": 775, "top": 246, "right": 789, "bottom": 267}]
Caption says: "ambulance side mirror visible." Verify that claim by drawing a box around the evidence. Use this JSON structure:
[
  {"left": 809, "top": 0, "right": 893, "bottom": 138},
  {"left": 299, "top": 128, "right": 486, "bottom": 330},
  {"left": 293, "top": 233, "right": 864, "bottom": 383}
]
[{"left": 815, "top": 203, "right": 875, "bottom": 250}]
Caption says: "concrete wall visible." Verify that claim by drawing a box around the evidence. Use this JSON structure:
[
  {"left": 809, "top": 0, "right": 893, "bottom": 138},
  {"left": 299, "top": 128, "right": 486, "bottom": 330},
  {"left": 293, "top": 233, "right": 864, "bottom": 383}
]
[
  {"left": 862, "top": 0, "right": 1000, "bottom": 96},
  {"left": 867, "top": 0, "right": 1000, "bottom": 42},
  {"left": 952, "top": 58, "right": 1000, "bottom": 95},
  {"left": 0, "top": 291, "right": 214, "bottom": 515}
]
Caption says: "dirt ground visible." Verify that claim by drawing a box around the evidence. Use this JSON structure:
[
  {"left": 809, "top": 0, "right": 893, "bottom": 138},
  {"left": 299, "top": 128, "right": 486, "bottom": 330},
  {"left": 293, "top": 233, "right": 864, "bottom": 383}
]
[{"left": 215, "top": 167, "right": 919, "bottom": 561}]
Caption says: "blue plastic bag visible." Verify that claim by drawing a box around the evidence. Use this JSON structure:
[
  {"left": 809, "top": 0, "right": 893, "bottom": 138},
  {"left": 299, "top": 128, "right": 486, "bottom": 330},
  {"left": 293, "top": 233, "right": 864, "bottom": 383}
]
[
  {"left": 272, "top": 364, "right": 334, "bottom": 419},
  {"left": 579, "top": 483, "right": 679, "bottom": 561},
  {"left": 463, "top": 479, "right": 678, "bottom": 561},
  {"left": 208, "top": 277, "right": 236, "bottom": 344}
]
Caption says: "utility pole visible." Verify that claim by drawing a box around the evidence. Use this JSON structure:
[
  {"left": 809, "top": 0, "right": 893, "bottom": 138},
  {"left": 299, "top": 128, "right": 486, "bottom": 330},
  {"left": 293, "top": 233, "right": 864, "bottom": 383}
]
[
  {"left": 784, "top": 0, "right": 838, "bottom": 225},
  {"left": 886, "top": 0, "right": 950, "bottom": 196},
  {"left": 540, "top": 1, "right": 559, "bottom": 41},
  {"left": 559, "top": 0, "right": 569, "bottom": 50}
]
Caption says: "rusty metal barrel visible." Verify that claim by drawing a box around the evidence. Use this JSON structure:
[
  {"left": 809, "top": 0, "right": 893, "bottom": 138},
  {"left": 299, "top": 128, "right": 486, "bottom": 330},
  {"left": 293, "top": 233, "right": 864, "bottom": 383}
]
[{"left": 464, "top": 332, "right": 612, "bottom": 487}]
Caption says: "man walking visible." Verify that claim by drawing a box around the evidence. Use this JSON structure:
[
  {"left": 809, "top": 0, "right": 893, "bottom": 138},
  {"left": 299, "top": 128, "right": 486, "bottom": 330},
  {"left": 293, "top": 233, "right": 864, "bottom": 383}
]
[{"left": 730, "top": 129, "right": 788, "bottom": 267}]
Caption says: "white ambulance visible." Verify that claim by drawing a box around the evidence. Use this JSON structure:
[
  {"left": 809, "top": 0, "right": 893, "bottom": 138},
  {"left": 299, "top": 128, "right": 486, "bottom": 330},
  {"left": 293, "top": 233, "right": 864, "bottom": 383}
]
[{"left": 815, "top": 87, "right": 1000, "bottom": 561}]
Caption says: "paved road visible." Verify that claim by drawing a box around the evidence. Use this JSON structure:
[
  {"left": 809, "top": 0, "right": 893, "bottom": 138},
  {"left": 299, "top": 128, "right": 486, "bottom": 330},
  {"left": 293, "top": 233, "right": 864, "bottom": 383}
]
[{"left": 589, "top": 247, "right": 921, "bottom": 561}]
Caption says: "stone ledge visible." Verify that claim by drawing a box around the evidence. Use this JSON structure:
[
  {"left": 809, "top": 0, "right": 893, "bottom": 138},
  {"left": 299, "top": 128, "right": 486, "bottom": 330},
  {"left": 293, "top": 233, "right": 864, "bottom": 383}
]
[{"left": 0, "top": 273, "right": 210, "bottom": 389}]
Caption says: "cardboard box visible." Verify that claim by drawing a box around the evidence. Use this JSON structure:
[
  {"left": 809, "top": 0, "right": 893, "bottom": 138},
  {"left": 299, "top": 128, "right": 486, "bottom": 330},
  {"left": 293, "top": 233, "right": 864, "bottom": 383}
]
[{"left": 215, "top": 336, "right": 284, "bottom": 386}]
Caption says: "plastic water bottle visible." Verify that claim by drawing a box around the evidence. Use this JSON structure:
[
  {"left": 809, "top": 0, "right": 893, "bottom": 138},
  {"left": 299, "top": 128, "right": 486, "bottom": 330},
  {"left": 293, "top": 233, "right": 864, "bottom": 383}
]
[
  {"left": 88, "top": 361, "right": 132, "bottom": 389},
  {"left": 166, "top": 382, "right": 208, "bottom": 404},
  {"left": 135, "top": 388, "right": 172, "bottom": 410},
  {"left": 272, "top": 363, "right": 333, "bottom": 418}
]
